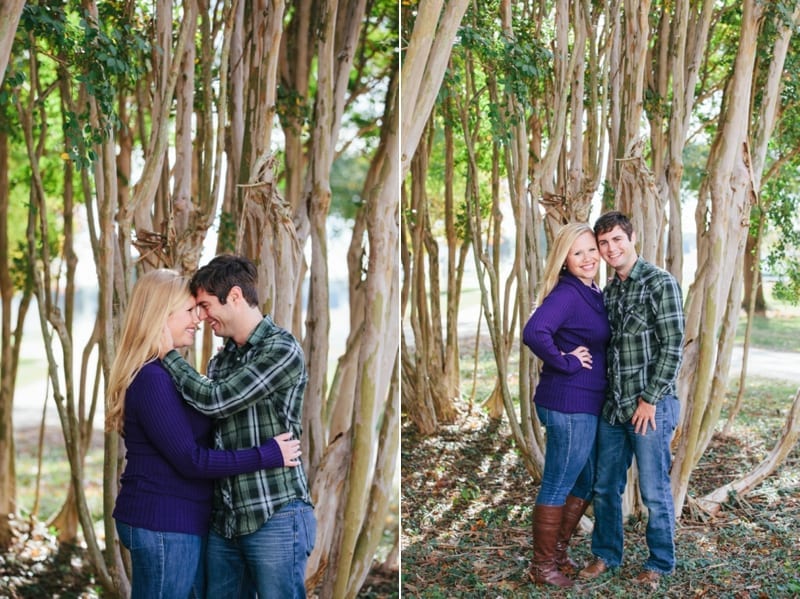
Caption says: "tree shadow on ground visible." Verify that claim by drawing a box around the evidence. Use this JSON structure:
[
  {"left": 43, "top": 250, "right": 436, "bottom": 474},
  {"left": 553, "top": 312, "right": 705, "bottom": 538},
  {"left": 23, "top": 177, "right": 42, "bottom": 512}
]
[{"left": 401, "top": 405, "right": 800, "bottom": 598}]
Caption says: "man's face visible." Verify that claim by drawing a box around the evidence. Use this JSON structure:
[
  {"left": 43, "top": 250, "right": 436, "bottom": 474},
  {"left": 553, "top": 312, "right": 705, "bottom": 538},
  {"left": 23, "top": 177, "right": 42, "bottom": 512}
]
[
  {"left": 194, "top": 287, "right": 234, "bottom": 338},
  {"left": 596, "top": 225, "right": 637, "bottom": 275}
]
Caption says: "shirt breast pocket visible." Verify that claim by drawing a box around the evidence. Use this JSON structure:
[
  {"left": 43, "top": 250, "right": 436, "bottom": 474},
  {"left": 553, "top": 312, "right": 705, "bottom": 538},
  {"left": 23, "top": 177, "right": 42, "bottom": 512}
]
[{"left": 622, "top": 307, "right": 649, "bottom": 335}]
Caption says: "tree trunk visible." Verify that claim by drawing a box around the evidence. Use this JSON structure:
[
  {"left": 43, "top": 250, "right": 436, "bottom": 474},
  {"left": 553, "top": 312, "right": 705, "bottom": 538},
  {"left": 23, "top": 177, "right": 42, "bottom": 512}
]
[
  {"left": 741, "top": 230, "right": 767, "bottom": 314},
  {"left": 0, "top": 0, "right": 25, "bottom": 88},
  {"left": 442, "top": 96, "right": 470, "bottom": 406},
  {"left": 400, "top": 0, "right": 471, "bottom": 180},
  {"left": 279, "top": 0, "right": 313, "bottom": 216},
  {"left": 698, "top": 386, "right": 800, "bottom": 517},
  {"left": 301, "top": 0, "right": 368, "bottom": 482},
  {"left": 672, "top": 0, "right": 762, "bottom": 515},
  {"left": 326, "top": 115, "right": 399, "bottom": 599},
  {"left": 615, "top": 0, "right": 665, "bottom": 264},
  {"left": 344, "top": 358, "right": 400, "bottom": 597},
  {"left": 239, "top": 0, "right": 285, "bottom": 196},
  {"left": 401, "top": 120, "right": 456, "bottom": 433},
  {"left": 398, "top": 0, "right": 471, "bottom": 434},
  {"left": 0, "top": 125, "right": 22, "bottom": 549},
  {"left": 236, "top": 155, "right": 303, "bottom": 329},
  {"left": 740, "top": 2, "right": 800, "bottom": 317}
]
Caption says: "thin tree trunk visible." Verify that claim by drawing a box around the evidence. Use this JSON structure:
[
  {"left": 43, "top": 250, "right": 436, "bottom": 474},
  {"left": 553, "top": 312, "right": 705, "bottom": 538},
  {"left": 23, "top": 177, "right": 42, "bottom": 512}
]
[
  {"left": 0, "top": 125, "right": 23, "bottom": 549},
  {"left": 698, "top": 387, "right": 800, "bottom": 517},
  {"left": 398, "top": 0, "right": 469, "bottom": 434},
  {"left": 344, "top": 357, "right": 400, "bottom": 597},
  {"left": 279, "top": 0, "right": 312, "bottom": 216},
  {"left": 0, "top": 0, "right": 25, "bottom": 88},
  {"left": 324, "top": 104, "right": 399, "bottom": 599},
  {"left": 402, "top": 119, "right": 456, "bottom": 431},
  {"left": 309, "top": 64, "right": 397, "bottom": 595},
  {"left": 400, "top": 0, "right": 471, "bottom": 180},
  {"left": 724, "top": 209, "right": 764, "bottom": 435},
  {"left": 672, "top": 0, "right": 762, "bottom": 515}
]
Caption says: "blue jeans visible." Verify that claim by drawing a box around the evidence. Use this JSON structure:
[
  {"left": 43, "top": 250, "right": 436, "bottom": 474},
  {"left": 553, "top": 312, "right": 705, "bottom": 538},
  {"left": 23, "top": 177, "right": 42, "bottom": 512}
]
[
  {"left": 116, "top": 521, "right": 205, "bottom": 599},
  {"left": 535, "top": 405, "right": 598, "bottom": 505},
  {"left": 205, "top": 500, "right": 316, "bottom": 598},
  {"left": 590, "top": 396, "right": 680, "bottom": 574}
]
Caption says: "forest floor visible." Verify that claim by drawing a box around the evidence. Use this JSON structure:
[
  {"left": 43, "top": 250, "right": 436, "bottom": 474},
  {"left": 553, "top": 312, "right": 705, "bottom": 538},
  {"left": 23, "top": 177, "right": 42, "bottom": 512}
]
[
  {"left": 0, "top": 517, "right": 398, "bottom": 599},
  {"left": 401, "top": 370, "right": 800, "bottom": 598}
]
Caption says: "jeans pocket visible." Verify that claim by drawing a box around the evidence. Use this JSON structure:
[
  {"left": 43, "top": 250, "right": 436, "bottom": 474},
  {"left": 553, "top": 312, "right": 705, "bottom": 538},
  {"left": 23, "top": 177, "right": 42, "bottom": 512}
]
[
  {"left": 667, "top": 396, "right": 680, "bottom": 431},
  {"left": 115, "top": 521, "right": 133, "bottom": 550},
  {"left": 301, "top": 505, "right": 317, "bottom": 556}
]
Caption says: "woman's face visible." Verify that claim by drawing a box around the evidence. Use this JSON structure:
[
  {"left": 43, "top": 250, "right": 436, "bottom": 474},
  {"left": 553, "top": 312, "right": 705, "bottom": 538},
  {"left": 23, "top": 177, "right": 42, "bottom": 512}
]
[
  {"left": 166, "top": 296, "right": 200, "bottom": 349},
  {"left": 565, "top": 231, "right": 600, "bottom": 285}
]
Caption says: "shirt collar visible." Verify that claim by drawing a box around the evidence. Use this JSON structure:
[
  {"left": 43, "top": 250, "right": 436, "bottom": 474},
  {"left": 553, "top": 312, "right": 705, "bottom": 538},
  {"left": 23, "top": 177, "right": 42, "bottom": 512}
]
[
  {"left": 221, "top": 315, "right": 273, "bottom": 353},
  {"left": 615, "top": 256, "right": 645, "bottom": 284}
]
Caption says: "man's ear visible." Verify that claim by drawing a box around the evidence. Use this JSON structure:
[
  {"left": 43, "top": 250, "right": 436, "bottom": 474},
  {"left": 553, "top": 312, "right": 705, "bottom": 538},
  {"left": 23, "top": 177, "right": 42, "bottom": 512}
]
[{"left": 228, "top": 285, "right": 243, "bottom": 304}]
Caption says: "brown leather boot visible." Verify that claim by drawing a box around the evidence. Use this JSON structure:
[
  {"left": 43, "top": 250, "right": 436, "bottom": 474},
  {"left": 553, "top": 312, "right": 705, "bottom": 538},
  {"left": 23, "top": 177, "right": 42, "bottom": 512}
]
[
  {"left": 555, "top": 495, "right": 591, "bottom": 574},
  {"left": 527, "top": 504, "right": 574, "bottom": 588}
]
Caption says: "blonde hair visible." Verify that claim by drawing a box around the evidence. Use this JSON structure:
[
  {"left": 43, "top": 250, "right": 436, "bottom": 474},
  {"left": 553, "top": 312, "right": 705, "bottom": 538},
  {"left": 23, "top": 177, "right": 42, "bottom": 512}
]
[
  {"left": 536, "top": 222, "right": 596, "bottom": 305},
  {"left": 105, "top": 269, "right": 191, "bottom": 433}
]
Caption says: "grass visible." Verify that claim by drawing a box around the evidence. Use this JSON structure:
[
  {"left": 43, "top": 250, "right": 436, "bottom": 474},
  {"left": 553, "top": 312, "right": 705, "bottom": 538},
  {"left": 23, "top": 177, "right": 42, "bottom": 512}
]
[
  {"left": 14, "top": 426, "right": 105, "bottom": 524},
  {"left": 723, "top": 376, "right": 799, "bottom": 426},
  {"left": 735, "top": 313, "right": 800, "bottom": 352},
  {"left": 711, "top": 279, "right": 800, "bottom": 351}
]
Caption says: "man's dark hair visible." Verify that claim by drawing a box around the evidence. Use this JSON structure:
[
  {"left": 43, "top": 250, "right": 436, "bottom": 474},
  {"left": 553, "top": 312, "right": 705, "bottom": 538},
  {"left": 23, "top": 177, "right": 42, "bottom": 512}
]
[
  {"left": 594, "top": 210, "right": 634, "bottom": 240},
  {"left": 190, "top": 255, "right": 260, "bottom": 307}
]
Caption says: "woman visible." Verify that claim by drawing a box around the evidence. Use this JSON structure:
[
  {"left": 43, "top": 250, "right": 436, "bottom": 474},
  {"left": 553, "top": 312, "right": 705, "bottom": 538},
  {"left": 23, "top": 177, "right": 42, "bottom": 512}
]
[
  {"left": 522, "top": 223, "right": 610, "bottom": 588},
  {"left": 106, "top": 269, "right": 301, "bottom": 599}
]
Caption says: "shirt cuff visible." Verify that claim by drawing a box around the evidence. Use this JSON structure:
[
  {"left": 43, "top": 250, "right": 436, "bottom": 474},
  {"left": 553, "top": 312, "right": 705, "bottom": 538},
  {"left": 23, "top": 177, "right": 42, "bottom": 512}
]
[
  {"left": 161, "top": 349, "right": 184, "bottom": 369},
  {"left": 640, "top": 392, "right": 659, "bottom": 405},
  {"left": 258, "top": 438, "right": 284, "bottom": 469}
]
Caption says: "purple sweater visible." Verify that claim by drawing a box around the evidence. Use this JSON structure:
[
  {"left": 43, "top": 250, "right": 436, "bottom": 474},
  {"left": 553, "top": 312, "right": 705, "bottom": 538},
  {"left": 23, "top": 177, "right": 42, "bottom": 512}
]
[
  {"left": 112, "top": 361, "right": 284, "bottom": 535},
  {"left": 523, "top": 273, "right": 611, "bottom": 415}
]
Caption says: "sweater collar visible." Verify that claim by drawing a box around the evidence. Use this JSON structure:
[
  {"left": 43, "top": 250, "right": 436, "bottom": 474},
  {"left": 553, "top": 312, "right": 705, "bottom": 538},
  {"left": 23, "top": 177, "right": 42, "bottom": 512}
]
[{"left": 560, "top": 271, "right": 604, "bottom": 312}]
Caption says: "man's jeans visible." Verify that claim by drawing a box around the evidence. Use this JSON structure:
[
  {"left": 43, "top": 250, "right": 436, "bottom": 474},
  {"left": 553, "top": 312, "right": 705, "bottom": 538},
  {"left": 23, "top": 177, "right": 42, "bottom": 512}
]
[
  {"left": 116, "top": 521, "right": 204, "bottom": 599},
  {"left": 590, "top": 396, "right": 679, "bottom": 574},
  {"left": 535, "top": 405, "right": 598, "bottom": 505},
  {"left": 206, "top": 500, "right": 317, "bottom": 598}
]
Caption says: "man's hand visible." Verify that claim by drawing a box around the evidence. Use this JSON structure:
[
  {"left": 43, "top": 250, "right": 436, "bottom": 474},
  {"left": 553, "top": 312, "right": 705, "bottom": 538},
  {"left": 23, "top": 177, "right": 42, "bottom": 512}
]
[{"left": 631, "top": 397, "right": 656, "bottom": 435}]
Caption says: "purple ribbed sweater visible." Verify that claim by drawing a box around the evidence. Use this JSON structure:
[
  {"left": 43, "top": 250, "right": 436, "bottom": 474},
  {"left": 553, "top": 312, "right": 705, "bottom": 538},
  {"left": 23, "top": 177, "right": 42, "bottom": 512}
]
[
  {"left": 523, "top": 273, "right": 611, "bottom": 415},
  {"left": 112, "top": 361, "right": 284, "bottom": 535}
]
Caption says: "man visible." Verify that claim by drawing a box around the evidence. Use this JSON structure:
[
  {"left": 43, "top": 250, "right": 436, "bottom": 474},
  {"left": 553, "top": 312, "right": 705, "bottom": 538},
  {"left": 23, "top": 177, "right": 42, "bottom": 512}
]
[
  {"left": 579, "top": 211, "right": 684, "bottom": 587},
  {"left": 161, "top": 255, "right": 316, "bottom": 598}
]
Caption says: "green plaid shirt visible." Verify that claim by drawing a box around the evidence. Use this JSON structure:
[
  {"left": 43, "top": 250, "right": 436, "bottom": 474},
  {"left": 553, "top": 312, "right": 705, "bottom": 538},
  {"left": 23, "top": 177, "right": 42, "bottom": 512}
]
[
  {"left": 162, "top": 315, "right": 311, "bottom": 538},
  {"left": 603, "top": 257, "right": 685, "bottom": 425}
]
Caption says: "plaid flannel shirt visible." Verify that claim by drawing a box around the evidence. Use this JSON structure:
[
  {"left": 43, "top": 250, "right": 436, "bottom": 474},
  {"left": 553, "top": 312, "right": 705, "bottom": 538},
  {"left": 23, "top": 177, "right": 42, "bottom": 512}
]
[
  {"left": 603, "top": 257, "right": 685, "bottom": 425},
  {"left": 162, "top": 315, "right": 311, "bottom": 538}
]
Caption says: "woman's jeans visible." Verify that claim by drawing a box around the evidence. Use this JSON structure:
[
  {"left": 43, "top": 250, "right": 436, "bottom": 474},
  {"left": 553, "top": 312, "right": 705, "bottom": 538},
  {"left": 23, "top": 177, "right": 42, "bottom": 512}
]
[
  {"left": 535, "top": 405, "right": 598, "bottom": 506},
  {"left": 590, "top": 395, "right": 680, "bottom": 574},
  {"left": 205, "top": 499, "right": 317, "bottom": 598},
  {"left": 116, "top": 521, "right": 205, "bottom": 599}
]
